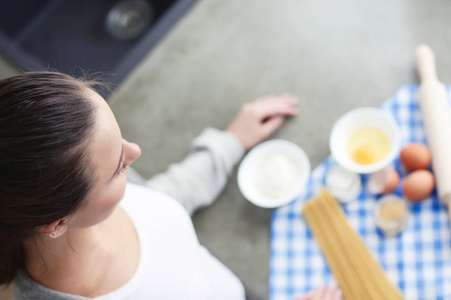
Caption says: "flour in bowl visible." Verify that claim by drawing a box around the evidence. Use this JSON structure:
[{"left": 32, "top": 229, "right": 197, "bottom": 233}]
[{"left": 254, "top": 152, "right": 303, "bottom": 201}]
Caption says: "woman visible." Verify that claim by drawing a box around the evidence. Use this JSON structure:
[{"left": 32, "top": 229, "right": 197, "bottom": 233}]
[{"left": 0, "top": 72, "right": 340, "bottom": 299}]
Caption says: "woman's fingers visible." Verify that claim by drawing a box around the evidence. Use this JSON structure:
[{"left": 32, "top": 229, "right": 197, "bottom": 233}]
[
  {"left": 261, "top": 115, "right": 285, "bottom": 138},
  {"left": 294, "top": 290, "right": 315, "bottom": 300},
  {"left": 311, "top": 285, "right": 326, "bottom": 299},
  {"left": 226, "top": 93, "right": 299, "bottom": 151},
  {"left": 253, "top": 94, "right": 299, "bottom": 120},
  {"left": 295, "top": 285, "right": 342, "bottom": 300}
]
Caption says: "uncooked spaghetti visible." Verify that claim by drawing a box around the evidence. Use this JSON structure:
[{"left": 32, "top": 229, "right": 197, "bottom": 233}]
[{"left": 302, "top": 190, "right": 404, "bottom": 299}]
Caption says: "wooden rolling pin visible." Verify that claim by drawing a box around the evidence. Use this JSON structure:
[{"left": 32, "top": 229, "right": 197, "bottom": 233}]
[{"left": 415, "top": 45, "right": 451, "bottom": 216}]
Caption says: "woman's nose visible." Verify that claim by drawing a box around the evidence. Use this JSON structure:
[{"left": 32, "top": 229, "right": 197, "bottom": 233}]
[{"left": 124, "top": 140, "right": 141, "bottom": 163}]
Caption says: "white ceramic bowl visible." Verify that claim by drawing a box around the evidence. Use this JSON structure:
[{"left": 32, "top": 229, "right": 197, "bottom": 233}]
[
  {"left": 238, "top": 139, "right": 311, "bottom": 208},
  {"left": 329, "top": 107, "right": 401, "bottom": 174}
]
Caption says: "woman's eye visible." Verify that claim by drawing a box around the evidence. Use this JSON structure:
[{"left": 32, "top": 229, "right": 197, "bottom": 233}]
[{"left": 116, "top": 162, "right": 128, "bottom": 176}]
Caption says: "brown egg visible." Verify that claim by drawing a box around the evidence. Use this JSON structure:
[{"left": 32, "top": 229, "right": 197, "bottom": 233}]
[
  {"left": 400, "top": 143, "right": 431, "bottom": 170},
  {"left": 383, "top": 167, "right": 400, "bottom": 194},
  {"left": 368, "top": 167, "right": 400, "bottom": 195},
  {"left": 402, "top": 169, "right": 435, "bottom": 202}
]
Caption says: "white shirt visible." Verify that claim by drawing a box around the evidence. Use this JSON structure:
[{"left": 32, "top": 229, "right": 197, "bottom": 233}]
[{"left": 115, "top": 183, "right": 245, "bottom": 300}]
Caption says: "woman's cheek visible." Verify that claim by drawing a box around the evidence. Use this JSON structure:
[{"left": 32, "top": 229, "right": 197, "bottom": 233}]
[{"left": 112, "top": 174, "right": 128, "bottom": 204}]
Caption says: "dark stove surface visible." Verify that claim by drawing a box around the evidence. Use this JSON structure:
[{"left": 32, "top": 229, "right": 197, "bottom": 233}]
[{"left": 0, "top": 0, "right": 197, "bottom": 96}]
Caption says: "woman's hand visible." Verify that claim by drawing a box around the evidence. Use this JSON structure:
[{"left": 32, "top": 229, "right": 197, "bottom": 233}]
[
  {"left": 295, "top": 285, "right": 342, "bottom": 300},
  {"left": 226, "top": 94, "right": 298, "bottom": 151}
]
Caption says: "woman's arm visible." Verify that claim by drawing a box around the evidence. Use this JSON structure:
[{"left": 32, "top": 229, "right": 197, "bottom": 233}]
[
  {"left": 146, "top": 94, "right": 298, "bottom": 215},
  {"left": 146, "top": 128, "right": 243, "bottom": 215}
]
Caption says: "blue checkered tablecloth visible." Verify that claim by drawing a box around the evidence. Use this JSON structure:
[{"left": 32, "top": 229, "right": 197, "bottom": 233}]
[{"left": 269, "top": 85, "right": 451, "bottom": 300}]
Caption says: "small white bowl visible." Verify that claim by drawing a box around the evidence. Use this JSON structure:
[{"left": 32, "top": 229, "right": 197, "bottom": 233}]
[
  {"left": 329, "top": 107, "right": 401, "bottom": 174},
  {"left": 238, "top": 139, "right": 311, "bottom": 208}
]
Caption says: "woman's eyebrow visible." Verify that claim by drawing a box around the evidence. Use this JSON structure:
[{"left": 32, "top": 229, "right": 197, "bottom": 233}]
[{"left": 112, "top": 146, "right": 123, "bottom": 178}]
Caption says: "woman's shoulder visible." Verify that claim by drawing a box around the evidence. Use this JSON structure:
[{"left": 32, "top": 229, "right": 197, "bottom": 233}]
[{"left": 14, "top": 270, "right": 88, "bottom": 300}]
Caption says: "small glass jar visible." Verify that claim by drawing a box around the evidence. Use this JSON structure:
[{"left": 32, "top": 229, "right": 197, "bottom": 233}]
[
  {"left": 375, "top": 195, "right": 409, "bottom": 236},
  {"left": 325, "top": 164, "right": 362, "bottom": 203}
]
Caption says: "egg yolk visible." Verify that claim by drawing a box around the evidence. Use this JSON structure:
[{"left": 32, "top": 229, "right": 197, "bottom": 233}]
[{"left": 348, "top": 127, "right": 390, "bottom": 165}]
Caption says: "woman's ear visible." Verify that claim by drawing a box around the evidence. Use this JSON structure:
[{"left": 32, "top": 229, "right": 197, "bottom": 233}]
[{"left": 43, "top": 218, "right": 69, "bottom": 239}]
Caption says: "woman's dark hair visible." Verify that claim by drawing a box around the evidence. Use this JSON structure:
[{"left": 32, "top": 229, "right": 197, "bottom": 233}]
[{"left": 0, "top": 72, "right": 98, "bottom": 285}]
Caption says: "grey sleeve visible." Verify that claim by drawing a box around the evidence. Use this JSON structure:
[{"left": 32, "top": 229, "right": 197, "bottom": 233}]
[{"left": 146, "top": 128, "right": 245, "bottom": 215}]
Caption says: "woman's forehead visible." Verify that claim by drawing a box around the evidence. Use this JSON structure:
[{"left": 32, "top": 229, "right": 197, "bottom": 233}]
[{"left": 87, "top": 92, "right": 122, "bottom": 180}]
